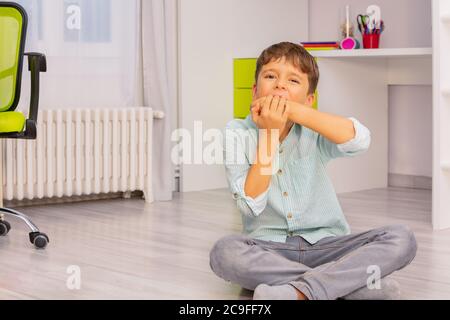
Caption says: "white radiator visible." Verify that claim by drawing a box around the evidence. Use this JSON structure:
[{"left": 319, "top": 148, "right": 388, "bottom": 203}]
[{"left": 2, "top": 107, "right": 164, "bottom": 203}]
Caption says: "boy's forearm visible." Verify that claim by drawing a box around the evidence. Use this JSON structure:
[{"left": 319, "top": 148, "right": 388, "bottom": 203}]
[
  {"left": 244, "top": 131, "right": 278, "bottom": 199},
  {"left": 245, "top": 162, "right": 272, "bottom": 199},
  {"left": 289, "top": 104, "right": 355, "bottom": 144}
]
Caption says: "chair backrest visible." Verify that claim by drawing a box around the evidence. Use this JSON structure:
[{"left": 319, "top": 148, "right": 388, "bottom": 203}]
[{"left": 0, "top": 2, "right": 27, "bottom": 113}]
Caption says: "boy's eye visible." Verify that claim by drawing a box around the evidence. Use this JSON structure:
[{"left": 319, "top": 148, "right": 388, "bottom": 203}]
[
  {"left": 290, "top": 79, "right": 300, "bottom": 84},
  {"left": 265, "top": 74, "right": 275, "bottom": 79}
]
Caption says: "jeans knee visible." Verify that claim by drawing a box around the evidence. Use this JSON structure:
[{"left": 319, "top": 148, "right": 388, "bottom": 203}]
[
  {"left": 386, "top": 224, "right": 418, "bottom": 265},
  {"left": 209, "top": 234, "right": 249, "bottom": 277}
]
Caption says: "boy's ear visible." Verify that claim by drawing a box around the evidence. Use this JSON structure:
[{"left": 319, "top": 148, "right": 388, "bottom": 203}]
[
  {"left": 305, "top": 93, "right": 315, "bottom": 107},
  {"left": 252, "top": 84, "right": 257, "bottom": 100}
]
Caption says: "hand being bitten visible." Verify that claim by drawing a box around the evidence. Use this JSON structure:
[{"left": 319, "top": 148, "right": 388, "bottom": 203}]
[{"left": 250, "top": 95, "right": 289, "bottom": 134}]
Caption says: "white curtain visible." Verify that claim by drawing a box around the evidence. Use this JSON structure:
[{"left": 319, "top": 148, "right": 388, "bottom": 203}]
[
  {"left": 8, "top": 0, "right": 141, "bottom": 110},
  {"left": 140, "top": 0, "right": 177, "bottom": 201},
  {"left": 2, "top": 0, "right": 177, "bottom": 201}
]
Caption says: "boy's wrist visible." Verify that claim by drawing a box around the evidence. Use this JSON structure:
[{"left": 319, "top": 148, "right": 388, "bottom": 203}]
[
  {"left": 257, "top": 131, "right": 279, "bottom": 164},
  {"left": 258, "top": 129, "right": 280, "bottom": 145},
  {"left": 286, "top": 101, "right": 309, "bottom": 125}
]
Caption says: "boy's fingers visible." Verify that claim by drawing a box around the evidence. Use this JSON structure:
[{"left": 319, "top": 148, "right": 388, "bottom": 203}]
[
  {"left": 277, "top": 97, "right": 287, "bottom": 115},
  {"left": 262, "top": 95, "right": 273, "bottom": 116},
  {"left": 271, "top": 96, "right": 280, "bottom": 112},
  {"left": 251, "top": 106, "right": 260, "bottom": 117},
  {"left": 251, "top": 107, "right": 261, "bottom": 125},
  {"left": 251, "top": 96, "right": 267, "bottom": 108},
  {"left": 251, "top": 97, "right": 267, "bottom": 115},
  {"left": 250, "top": 104, "right": 261, "bottom": 114}
]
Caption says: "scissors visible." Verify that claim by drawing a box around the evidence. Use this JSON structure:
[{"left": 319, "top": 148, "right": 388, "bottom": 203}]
[
  {"left": 367, "top": 16, "right": 377, "bottom": 31},
  {"left": 374, "top": 20, "right": 385, "bottom": 34},
  {"left": 357, "top": 14, "right": 370, "bottom": 33}
]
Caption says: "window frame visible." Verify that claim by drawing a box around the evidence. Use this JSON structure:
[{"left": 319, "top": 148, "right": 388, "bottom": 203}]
[{"left": 27, "top": 0, "right": 125, "bottom": 59}]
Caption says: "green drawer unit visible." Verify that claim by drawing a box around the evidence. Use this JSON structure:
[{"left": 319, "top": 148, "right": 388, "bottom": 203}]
[
  {"left": 234, "top": 88, "right": 253, "bottom": 119},
  {"left": 233, "top": 58, "right": 318, "bottom": 119},
  {"left": 234, "top": 58, "right": 257, "bottom": 89},
  {"left": 233, "top": 58, "right": 257, "bottom": 119}
]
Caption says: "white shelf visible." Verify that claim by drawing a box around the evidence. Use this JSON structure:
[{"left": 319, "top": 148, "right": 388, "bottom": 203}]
[
  {"left": 441, "top": 162, "right": 450, "bottom": 171},
  {"left": 310, "top": 47, "right": 432, "bottom": 58}
]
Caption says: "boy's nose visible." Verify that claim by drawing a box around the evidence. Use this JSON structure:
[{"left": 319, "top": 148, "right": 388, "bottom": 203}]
[
  {"left": 273, "top": 84, "right": 288, "bottom": 97},
  {"left": 275, "top": 80, "right": 287, "bottom": 90}
]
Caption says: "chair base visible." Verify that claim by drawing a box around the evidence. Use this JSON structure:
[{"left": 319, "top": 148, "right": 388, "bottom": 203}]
[{"left": 0, "top": 207, "right": 49, "bottom": 249}]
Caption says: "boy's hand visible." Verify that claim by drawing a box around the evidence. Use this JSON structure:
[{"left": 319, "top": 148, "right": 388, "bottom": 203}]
[{"left": 250, "top": 95, "right": 289, "bottom": 133}]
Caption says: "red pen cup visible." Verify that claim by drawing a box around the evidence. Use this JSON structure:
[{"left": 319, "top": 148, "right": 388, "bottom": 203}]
[{"left": 362, "top": 33, "right": 380, "bottom": 49}]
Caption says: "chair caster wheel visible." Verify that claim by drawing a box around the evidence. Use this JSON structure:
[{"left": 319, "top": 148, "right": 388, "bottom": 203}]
[
  {"left": 29, "top": 232, "right": 49, "bottom": 249},
  {"left": 0, "top": 220, "right": 11, "bottom": 236}
]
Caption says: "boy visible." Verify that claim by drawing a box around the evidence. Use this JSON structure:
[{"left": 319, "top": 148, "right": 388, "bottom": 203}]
[{"left": 209, "top": 42, "right": 417, "bottom": 300}]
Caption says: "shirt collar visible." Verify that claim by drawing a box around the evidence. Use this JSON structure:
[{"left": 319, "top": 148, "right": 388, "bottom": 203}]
[{"left": 281, "top": 123, "right": 300, "bottom": 147}]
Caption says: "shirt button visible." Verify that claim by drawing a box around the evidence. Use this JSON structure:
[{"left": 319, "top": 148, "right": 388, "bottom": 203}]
[
  {"left": 279, "top": 148, "right": 284, "bottom": 154},
  {"left": 287, "top": 212, "right": 293, "bottom": 219},
  {"left": 277, "top": 169, "right": 283, "bottom": 175},
  {"left": 288, "top": 232, "right": 294, "bottom": 237},
  {"left": 283, "top": 191, "right": 288, "bottom": 197}
]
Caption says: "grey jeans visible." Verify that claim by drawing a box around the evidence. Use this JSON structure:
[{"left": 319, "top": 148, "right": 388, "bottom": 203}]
[{"left": 209, "top": 224, "right": 417, "bottom": 300}]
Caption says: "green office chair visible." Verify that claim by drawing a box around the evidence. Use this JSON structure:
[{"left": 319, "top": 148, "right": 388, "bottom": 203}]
[{"left": 0, "top": 2, "right": 49, "bottom": 249}]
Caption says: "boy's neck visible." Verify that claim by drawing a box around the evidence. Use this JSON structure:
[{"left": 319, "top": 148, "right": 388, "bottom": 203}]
[{"left": 279, "top": 121, "right": 294, "bottom": 143}]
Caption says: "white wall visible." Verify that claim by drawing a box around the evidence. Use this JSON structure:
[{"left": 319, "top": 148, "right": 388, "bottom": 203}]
[
  {"left": 388, "top": 86, "right": 432, "bottom": 177},
  {"left": 178, "top": 0, "right": 309, "bottom": 192},
  {"left": 317, "top": 58, "right": 389, "bottom": 193},
  {"left": 309, "top": 0, "right": 433, "bottom": 179},
  {"left": 178, "top": 0, "right": 432, "bottom": 193},
  {"left": 308, "top": 0, "right": 432, "bottom": 49}
]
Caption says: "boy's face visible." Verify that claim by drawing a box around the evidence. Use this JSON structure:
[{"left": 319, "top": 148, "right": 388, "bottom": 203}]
[{"left": 252, "top": 57, "right": 315, "bottom": 107}]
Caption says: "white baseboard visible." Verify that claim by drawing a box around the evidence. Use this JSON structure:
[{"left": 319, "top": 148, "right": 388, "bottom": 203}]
[{"left": 388, "top": 173, "right": 432, "bottom": 190}]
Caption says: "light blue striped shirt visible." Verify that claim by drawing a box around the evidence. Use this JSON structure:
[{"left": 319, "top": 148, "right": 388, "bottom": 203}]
[{"left": 223, "top": 115, "right": 371, "bottom": 244}]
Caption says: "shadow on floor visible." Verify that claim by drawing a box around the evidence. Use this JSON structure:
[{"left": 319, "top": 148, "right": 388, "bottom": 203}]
[{"left": 239, "top": 288, "right": 254, "bottom": 300}]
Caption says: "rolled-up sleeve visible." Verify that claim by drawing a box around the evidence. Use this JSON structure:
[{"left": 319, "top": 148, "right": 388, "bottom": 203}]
[
  {"left": 318, "top": 117, "right": 371, "bottom": 162},
  {"left": 231, "top": 175, "right": 269, "bottom": 217},
  {"left": 223, "top": 124, "right": 269, "bottom": 217}
]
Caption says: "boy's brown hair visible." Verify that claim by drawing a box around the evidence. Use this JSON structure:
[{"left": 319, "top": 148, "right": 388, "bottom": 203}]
[{"left": 255, "top": 42, "right": 319, "bottom": 95}]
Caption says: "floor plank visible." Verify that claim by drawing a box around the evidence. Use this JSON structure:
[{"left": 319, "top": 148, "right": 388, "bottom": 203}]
[{"left": 0, "top": 187, "right": 448, "bottom": 300}]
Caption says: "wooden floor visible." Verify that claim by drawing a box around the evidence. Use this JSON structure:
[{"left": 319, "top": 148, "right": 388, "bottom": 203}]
[{"left": 0, "top": 187, "right": 449, "bottom": 300}]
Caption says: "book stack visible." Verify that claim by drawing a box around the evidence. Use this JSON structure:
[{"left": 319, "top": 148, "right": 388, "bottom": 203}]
[{"left": 300, "top": 41, "right": 340, "bottom": 51}]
